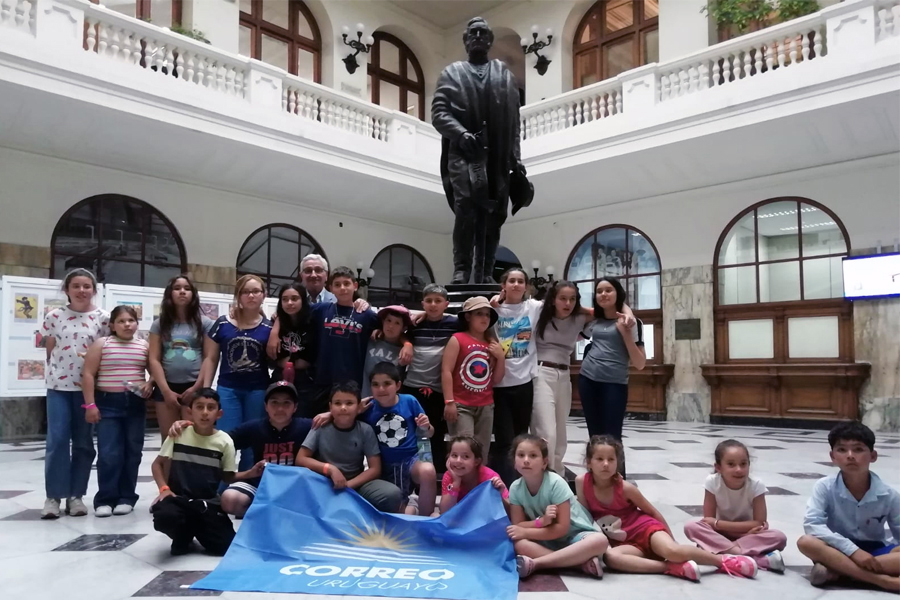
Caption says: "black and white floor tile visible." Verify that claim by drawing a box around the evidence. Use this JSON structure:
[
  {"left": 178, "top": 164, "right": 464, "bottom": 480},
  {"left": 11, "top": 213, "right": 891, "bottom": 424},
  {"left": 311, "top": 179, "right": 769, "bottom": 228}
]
[{"left": 2, "top": 418, "right": 898, "bottom": 599}]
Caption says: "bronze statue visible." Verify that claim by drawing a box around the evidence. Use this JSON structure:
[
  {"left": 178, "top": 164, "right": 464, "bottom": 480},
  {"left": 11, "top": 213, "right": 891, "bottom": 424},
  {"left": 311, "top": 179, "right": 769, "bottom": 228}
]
[{"left": 433, "top": 17, "right": 533, "bottom": 284}]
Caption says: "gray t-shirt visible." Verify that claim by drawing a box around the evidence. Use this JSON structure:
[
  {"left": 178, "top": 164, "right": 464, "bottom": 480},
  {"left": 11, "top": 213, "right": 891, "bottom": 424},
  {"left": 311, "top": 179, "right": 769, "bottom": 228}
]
[
  {"left": 361, "top": 338, "right": 403, "bottom": 398},
  {"left": 301, "top": 421, "right": 380, "bottom": 479},
  {"left": 579, "top": 318, "right": 644, "bottom": 385},
  {"left": 536, "top": 313, "right": 589, "bottom": 365},
  {"left": 149, "top": 317, "right": 214, "bottom": 384}
]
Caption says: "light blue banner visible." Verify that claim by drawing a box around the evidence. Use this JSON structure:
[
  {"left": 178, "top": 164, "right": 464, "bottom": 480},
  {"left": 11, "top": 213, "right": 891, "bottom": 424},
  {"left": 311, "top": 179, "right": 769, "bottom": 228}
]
[{"left": 193, "top": 465, "right": 518, "bottom": 600}]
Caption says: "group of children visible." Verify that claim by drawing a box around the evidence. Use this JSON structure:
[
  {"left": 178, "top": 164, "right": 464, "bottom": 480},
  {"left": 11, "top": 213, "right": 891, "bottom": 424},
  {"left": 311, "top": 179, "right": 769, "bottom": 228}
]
[{"left": 38, "top": 267, "right": 899, "bottom": 591}]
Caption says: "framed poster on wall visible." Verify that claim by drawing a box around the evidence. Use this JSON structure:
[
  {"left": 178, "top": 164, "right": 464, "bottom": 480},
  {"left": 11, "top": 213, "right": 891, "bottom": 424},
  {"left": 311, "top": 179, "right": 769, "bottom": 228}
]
[{"left": 0, "top": 276, "right": 106, "bottom": 397}]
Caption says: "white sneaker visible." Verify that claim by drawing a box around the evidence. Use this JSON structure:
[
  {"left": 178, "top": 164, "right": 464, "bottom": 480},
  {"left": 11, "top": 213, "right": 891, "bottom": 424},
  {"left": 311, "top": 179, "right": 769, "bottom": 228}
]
[
  {"left": 95, "top": 505, "right": 113, "bottom": 518},
  {"left": 41, "top": 498, "right": 61, "bottom": 520},
  {"left": 66, "top": 497, "right": 88, "bottom": 517},
  {"left": 765, "top": 549, "right": 785, "bottom": 573},
  {"left": 112, "top": 504, "right": 133, "bottom": 516}
]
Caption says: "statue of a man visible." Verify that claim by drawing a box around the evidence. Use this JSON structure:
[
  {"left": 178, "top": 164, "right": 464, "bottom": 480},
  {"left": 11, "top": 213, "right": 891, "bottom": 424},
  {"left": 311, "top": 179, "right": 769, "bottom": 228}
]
[{"left": 433, "top": 17, "right": 530, "bottom": 284}]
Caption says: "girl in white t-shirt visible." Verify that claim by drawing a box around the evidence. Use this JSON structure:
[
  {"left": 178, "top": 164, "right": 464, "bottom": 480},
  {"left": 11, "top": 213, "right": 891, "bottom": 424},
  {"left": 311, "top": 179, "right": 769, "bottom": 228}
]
[
  {"left": 41, "top": 269, "right": 110, "bottom": 520},
  {"left": 684, "top": 439, "right": 788, "bottom": 572}
]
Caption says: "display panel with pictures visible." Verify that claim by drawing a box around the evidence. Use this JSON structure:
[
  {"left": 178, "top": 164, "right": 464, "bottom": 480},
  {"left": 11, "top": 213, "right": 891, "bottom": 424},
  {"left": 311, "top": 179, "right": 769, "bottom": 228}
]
[
  {"left": 1, "top": 276, "right": 105, "bottom": 397},
  {"left": 843, "top": 253, "right": 900, "bottom": 300},
  {"left": 102, "top": 284, "right": 165, "bottom": 343}
]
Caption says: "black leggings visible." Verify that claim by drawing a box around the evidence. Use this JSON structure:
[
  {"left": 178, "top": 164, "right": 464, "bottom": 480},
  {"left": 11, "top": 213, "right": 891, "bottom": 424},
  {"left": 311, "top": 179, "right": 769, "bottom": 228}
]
[
  {"left": 578, "top": 376, "right": 629, "bottom": 477},
  {"left": 489, "top": 380, "right": 534, "bottom": 486}
]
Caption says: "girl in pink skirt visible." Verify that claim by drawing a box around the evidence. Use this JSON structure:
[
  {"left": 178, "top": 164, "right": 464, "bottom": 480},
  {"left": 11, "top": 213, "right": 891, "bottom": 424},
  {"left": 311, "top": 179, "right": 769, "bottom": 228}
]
[{"left": 684, "top": 439, "right": 788, "bottom": 572}]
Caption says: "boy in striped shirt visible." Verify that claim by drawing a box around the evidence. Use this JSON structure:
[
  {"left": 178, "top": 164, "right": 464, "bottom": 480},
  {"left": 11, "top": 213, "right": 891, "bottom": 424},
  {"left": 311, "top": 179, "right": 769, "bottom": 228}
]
[{"left": 151, "top": 388, "right": 238, "bottom": 556}]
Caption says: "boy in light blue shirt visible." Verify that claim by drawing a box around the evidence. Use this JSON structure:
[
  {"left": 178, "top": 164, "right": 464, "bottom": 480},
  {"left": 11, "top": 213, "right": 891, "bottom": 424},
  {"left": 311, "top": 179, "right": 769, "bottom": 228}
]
[{"left": 797, "top": 421, "right": 900, "bottom": 591}]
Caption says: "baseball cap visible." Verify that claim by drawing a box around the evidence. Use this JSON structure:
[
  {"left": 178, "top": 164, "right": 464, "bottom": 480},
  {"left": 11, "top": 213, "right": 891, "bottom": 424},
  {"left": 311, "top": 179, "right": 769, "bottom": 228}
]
[{"left": 265, "top": 380, "right": 299, "bottom": 403}]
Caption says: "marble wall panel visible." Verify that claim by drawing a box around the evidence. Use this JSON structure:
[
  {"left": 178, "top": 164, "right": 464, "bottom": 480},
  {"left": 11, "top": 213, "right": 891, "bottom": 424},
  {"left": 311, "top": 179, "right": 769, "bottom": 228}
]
[{"left": 855, "top": 297, "right": 900, "bottom": 432}]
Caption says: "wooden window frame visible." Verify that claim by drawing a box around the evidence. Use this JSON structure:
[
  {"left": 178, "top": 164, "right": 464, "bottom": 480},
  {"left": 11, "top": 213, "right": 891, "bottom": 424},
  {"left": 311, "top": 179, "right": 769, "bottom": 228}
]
[
  {"left": 367, "top": 244, "right": 434, "bottom": 308},
  {"left": 564, "top": 224, "right": 664, "bottom": 364},
  {"left": 50, "top": 194, "right": 187, "bottom": 286},
  {"left": 573, "top": 0, "right": 659, "bottom": 89},
  {"left": 239, "top": 0, "right": 322, "bottom": 82},
  {"left": 368, "top": 32, "right": 425, "bottom": 121},
  {"left": 713, "top": 197, "right": 852, "bottom": 365},
  {"left": 236, "top": 224, "right": 326, "bottom": 296},
  {"left": 90, "top": 0, "right": 181, "bottom": 25}
]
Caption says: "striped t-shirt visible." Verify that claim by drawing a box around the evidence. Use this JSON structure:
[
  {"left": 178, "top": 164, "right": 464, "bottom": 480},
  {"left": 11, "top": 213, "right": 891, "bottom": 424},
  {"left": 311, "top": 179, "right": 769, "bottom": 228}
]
[
  {"left": 96, "top": 336, "right": 149, "bottom": 391},
  {"left": 159, "top": 427, "right": 236, "bottom": 501}
]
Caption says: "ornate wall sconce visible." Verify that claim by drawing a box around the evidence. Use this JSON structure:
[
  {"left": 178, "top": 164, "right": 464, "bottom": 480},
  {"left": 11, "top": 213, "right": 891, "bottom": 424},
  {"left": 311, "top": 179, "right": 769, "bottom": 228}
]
[
  {"left": 529, "top": 260, "right": 555, "bottom": 298},
  {"left": 521, "top": 25, "right": 553, "bottom": 76},
  {"left": 356, "top": 261, "right": 375, "bottom": 288},
  {"left": 341, "top": 24, "right": 374, "bottom": 74}
]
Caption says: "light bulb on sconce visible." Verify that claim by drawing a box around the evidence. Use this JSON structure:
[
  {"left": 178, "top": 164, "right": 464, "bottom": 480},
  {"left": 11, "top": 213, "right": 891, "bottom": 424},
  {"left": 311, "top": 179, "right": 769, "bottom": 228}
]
[
  {"left": 546, "top": 265, "right": 555, "bottom": 277},
  {"left": 531, "top": 259, "right": 541, "bottom": 270}
]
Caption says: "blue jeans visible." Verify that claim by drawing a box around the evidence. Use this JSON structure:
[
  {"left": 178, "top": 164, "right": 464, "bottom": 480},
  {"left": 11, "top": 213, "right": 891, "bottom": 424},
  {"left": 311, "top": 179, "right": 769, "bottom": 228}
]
[
  {"left": 94, "top": 391, "right": 145, "bottom": 509},
  {"left": 45, "top": 389, "right": 96, "bottom": 500},
  {"left": 216, "top": 385, "right": 266, "bottom": 471},
  {"left": 577, "top": 376, "right": 630, "bottom": 441}
]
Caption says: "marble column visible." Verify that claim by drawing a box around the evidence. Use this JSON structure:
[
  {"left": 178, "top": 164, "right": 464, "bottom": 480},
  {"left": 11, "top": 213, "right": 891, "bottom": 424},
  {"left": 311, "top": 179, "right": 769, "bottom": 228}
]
[
  {"left": 855, "top": 297, "right": 900, "bottom": 432},
  {"left": 662, "top": 265, "right": 714, "bottom": 422},
  {"left": 0, "top": 396, "right": 45, "bottom": 440}
]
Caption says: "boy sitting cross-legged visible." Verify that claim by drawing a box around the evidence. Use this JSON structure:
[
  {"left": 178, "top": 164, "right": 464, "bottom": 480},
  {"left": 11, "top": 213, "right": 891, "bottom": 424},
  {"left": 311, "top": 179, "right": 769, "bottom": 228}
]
[
  {"left": 150, "top": 388, "right": 237, "bottom": 556},
  {"left": 297, "top": 381, "right": 402, "bottom": 513},
  {"left": 797, "top": 421, "right": 900, "bottom": 592}
]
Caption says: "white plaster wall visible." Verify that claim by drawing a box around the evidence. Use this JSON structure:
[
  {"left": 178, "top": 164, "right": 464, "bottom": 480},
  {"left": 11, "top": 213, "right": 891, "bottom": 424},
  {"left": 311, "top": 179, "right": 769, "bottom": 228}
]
[
  {"left": 658, "top": 0, "right": 710, "bottom": 62},
  {"left": 183, "top": 0, "right": 240, "bottom": 54},
  {"left": 499, "top": 155, "right": 900, "bottom": 275},
  {"left": 0, "top": 147, "right": 453, "bottom": 282}
]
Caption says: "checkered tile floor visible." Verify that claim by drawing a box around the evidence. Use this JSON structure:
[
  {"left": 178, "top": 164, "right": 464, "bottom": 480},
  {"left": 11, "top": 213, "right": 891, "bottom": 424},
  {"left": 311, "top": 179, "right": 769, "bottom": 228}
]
[{"left": 1, "top": 418, "right": 898, "bottom": 599}]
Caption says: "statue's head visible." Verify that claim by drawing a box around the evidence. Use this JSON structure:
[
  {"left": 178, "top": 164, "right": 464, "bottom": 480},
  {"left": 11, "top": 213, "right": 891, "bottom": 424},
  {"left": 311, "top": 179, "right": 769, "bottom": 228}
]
[{"left": 463, "top": 17, "right": 493, "bottom": 57}]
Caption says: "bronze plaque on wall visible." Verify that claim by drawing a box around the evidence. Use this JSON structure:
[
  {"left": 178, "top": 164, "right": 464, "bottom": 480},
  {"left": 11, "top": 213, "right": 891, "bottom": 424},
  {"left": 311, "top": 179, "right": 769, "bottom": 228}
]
[{"left": 675, "top": 319, "right": 702, "bottom": 340}]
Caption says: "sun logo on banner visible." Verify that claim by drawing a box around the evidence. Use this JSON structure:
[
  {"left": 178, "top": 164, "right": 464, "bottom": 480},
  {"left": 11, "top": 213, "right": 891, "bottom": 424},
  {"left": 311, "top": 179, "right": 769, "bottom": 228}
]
[
  {"left": 296, "top": 518, "right": 452, "bottom": 566},
  {"left": 338, "top": 522, "right": 417, "bottom": 552}
]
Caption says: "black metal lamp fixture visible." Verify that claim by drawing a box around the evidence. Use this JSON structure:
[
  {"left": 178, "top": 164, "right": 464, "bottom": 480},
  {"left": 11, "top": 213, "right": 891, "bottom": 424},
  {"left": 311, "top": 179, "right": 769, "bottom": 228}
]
[
  {"left": 356, "top": 261, "right": 375, "bottom": 288},
  {"left": 341, "top": 24, "right": 374, "bottom": 74},
  {"left": 521, "top": 25, "right": 553, "bottom": 76},
  {"left": 529, "top": 260, "right": 555, "bottom": 299}
]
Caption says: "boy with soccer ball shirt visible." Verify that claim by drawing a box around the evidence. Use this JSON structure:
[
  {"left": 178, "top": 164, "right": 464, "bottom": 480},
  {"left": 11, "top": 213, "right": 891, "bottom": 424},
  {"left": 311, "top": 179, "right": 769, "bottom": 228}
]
[{"left": 313, "top": 362, "right": 436, "bottom": 515}]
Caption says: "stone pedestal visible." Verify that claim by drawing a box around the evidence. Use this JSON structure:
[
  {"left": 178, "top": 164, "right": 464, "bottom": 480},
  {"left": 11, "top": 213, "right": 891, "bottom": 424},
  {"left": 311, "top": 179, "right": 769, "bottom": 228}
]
[{"left": 662, "top": 266, "right": 714, "bottom": 422}]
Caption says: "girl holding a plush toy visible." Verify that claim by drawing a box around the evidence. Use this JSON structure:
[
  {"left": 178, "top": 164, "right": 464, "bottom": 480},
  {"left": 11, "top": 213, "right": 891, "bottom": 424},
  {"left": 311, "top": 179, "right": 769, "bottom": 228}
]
[{"left": 575, "top": 435, "right": 760, "bottom": 582}]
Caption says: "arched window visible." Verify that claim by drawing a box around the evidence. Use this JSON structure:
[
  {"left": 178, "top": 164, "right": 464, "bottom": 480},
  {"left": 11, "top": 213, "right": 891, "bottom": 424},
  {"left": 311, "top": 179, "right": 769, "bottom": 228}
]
[
  {"left": 714, "top": 198, "right": 850, "bottom": 361},
  {"left": 565, "top": 224, "right": 662, "bottom": 362},
  {"left": 368, "top": 32, "right": 425, "bottom": 120},
  {"left": 368, "top": 245, "right": 434, "bottom": 308},
  {"left": 573, "top": 0, "right": 659, "bottom": 89},
  {"left": 51, "top": 195, "right": 187, "bottom": 287},
  {"left": 237, "top": 224, "right": 325, "bottom": 296},
  {"left": 239, "top": 0, "right": 321, "bottom": 81}
]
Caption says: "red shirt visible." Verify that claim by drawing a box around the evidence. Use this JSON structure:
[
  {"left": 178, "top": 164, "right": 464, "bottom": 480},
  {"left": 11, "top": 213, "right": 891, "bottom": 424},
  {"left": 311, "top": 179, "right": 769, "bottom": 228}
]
[
  {"left": 451, "top": 332, "right": 494, "bottom": 407},
  {"left": 442, "top": 465, "right": 509, "bottom": 501}
]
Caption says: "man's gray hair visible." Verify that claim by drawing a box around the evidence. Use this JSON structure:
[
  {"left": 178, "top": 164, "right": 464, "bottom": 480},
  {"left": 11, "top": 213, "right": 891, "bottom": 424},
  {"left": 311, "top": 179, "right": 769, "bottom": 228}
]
[{"left": 300, "top": 253, "right": 329, "bottom": 272}]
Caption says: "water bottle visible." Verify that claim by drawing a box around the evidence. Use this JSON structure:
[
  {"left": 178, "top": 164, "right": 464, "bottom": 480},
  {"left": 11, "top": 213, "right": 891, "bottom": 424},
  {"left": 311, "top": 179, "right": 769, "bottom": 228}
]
[
  {"left": 282, "top": 361, "right": 295, "bottom": 383},
  {"left": 417, "top": 425, "right": 433, "bottom": 464},
  {"left": 124, "top": 380, "right": 143, "bottom": 395}
]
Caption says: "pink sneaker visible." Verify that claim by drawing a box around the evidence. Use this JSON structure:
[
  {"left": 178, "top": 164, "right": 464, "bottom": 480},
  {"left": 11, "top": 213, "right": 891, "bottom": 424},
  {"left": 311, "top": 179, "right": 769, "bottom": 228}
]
[
  {"left": 719, "top": 554, "right": 758, "bottom": 578},
  {"left": 516, "top": 555, "right": 535, "bottom": 579},
  {"left": 665, "top": 560, "right": 700, "bottom": 582},
  {"left": 580, "top": 556, "right": 604, "bottom": 579}
]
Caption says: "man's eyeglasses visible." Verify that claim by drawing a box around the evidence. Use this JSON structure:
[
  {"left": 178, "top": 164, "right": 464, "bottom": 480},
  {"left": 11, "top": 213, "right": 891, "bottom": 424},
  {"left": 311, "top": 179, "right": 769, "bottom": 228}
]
[{"left": 302, "top": 267, "right": 326, "bottom": 275}]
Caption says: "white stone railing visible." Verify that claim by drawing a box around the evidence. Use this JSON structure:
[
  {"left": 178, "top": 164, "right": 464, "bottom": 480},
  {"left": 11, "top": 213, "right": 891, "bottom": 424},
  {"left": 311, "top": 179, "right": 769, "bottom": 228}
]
[
  {"left": 657, "top": 12, "right": 829, "bottom": 101},
  {"left": 875, "top": 0, "right": 900, "bottom": 41},
  {"left": 520, "top": 80, "right": 623, "bottom": 140},
  {"left": 0, "top": 0, "right": 34, "bottom": 33},
  {"left": 519, "top": 0, "right": 898, "bottom": 142},
  {"left": 0, "top": 0, "right": 443, "bottom": 163},
  {"left": 283, "top": 77, "right": 392, "bottom": 142},
  {"left": 82, "top": 6, "right": 248, "bottom": 99}
]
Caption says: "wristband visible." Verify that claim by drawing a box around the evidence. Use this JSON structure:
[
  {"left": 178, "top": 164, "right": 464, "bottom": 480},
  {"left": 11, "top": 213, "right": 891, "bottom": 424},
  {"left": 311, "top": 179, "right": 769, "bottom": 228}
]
[
  {"left": 323, "top": 463, "right": 331, "bottom": 477},
  {"left": 81, "top": 403, "right": 96, "bottom": 409},
  {"left": 535, "top": 517, "right": 543, "bottom": 528},
  {"left": 158, "top": 485, "right": 170, "bottom": 493},
  {"left": 444, "top": 398, "right": 456, "bottom": 405},
  {"left": 445, "top": 484, "right": 459, "bottom": 497}
]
